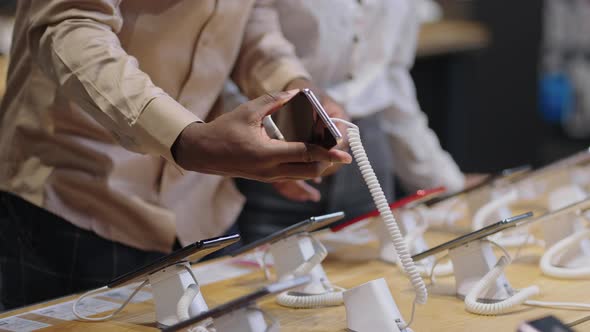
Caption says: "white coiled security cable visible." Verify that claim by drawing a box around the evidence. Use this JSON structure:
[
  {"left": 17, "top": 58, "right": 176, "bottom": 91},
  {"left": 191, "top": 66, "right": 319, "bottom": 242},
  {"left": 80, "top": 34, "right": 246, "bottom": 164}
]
[
  {"left": 276, "top": 286, "right": 345, "bottom": 308},
  {"left": 464, "top": 256, "right": 540, "bottom": 315},
  {"left": 464, "top": 240, "right": 590, "bottom": 315},
  {"left": 176, "top": 264, "right": 204, "bottom": 323},
  {"left": 540, "top": 229, "right": 590, "bottom": 279},
  {"left": 332, "top": 119, "right": 428, "bottom": 314},
  {"left": 275, "top": 235, "right": 345, "bottom": 308},
  {"left": 177, "top": 284, "right": 200, "bottom": 322}
]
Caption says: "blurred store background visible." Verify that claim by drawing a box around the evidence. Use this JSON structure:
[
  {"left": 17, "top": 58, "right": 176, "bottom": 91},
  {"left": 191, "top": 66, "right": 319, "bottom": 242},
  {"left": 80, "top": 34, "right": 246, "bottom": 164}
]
[
  {"left": 413, "top": 0, "right": 590, "bottom": 174},
  {"left": 0, "top": 0, "right": 586, "bottom": 174}
]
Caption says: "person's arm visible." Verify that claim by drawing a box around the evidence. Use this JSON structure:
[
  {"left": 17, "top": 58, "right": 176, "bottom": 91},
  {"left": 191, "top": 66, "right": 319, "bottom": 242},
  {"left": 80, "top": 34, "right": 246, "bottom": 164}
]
[
  {"left": 27, "top": 1, "right": 352, "bottom": 181},
  {"left": 382, "top": 5, "right": 465, "bottom": 193},
  {"left": 28, "top": 0, "right": 199, "bottom": 163}
]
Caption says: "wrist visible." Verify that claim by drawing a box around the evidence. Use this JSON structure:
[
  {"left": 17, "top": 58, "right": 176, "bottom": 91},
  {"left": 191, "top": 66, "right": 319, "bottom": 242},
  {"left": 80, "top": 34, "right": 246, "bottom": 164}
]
[{"left": 172, "top": 122, "right": 206, "bottom": 171}]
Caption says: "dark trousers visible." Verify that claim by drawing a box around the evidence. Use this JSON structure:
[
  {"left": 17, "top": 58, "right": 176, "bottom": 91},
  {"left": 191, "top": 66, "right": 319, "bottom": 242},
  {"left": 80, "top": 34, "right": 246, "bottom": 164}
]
[
  {"left": 0, "top": 191, "right": 169, "bottom": 311},
  {"left": 235, "top": 113, "right": 395, "bottom": 244}
]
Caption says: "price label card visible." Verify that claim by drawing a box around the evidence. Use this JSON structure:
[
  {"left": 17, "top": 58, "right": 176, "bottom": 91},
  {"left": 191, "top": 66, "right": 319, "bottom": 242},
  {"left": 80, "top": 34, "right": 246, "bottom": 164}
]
[{"left": 0, "top": 317, "right": 50, "bottom": 332}]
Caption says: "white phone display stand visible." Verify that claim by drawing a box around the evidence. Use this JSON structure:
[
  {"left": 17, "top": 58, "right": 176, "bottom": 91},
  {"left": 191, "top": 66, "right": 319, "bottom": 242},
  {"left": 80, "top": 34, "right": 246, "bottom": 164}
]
[
  {"left": 343, "top": 278, "right": 404, "bottom": 332},
  {"left": 148, "top": 262, "right": 208, "bottom": 327},
  {"left": 543, "top": 185, "right": 590, "bottom": 268},
  {"left": 448, "top": 240, "right": 513, "bottom": 301},
  {"left": 214, "top": 307, "right": 273, "bottom": 332},
  {"left": 269, "top": 234, "right": 329, "bottom": 294}
]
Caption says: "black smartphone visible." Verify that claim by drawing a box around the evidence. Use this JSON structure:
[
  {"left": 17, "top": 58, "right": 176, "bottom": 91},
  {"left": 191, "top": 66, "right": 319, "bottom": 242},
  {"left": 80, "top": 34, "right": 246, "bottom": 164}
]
[
  {"left": 230, "top": 212, "right": 345, "bottom": 257},
  {"left": 107, "top": 234, "right": 240, "bottom": 288},
  {"left": 161, "top": 275, "right": 311, "bottom": 332},
  {"left": 412, "top": 212, "right": 533, "bottom": 261},
  {"left": 266, "top": 88, "right": 342, "bottom": 149}
]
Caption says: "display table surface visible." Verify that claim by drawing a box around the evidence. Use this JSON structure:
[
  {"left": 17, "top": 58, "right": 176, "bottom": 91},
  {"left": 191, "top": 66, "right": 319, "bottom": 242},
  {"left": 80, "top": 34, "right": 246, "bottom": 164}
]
[{"left": 1, "top": 225, "right": 588, "bottom": 331}]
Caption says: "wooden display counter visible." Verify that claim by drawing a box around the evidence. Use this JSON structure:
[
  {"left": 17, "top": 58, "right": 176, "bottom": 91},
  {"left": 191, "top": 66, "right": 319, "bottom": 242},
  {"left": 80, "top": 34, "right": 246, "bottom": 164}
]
[{"left": 1, "top": 228, "right": 588, "bottom": 331}]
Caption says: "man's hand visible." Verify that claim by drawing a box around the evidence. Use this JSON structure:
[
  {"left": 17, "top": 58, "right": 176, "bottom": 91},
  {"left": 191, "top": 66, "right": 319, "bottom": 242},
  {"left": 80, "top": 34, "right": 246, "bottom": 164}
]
[{"left": 172, "top": 90, "right": 352, "bottom": 182}]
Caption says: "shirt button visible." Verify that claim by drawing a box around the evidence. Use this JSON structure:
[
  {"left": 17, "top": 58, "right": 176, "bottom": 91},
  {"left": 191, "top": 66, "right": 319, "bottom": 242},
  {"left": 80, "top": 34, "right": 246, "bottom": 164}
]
[
  {"left": 347, "top": 73, "right": 354, "bottom": 80},
  {"left": 357, "top": 0, "right": 362, "bottom": 4},
  {"left": 353, "top": 35, "right": 359, "bottom": 43}
]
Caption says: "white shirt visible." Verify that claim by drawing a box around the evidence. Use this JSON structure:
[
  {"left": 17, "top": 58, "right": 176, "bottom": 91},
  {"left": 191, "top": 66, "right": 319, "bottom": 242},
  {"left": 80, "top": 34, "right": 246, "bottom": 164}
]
[
  {"left": 275, "top": 0, "right": 465, "bottom": 192},
  {"left": 222, "top": 0, "right": 465, "bottom": 193}
]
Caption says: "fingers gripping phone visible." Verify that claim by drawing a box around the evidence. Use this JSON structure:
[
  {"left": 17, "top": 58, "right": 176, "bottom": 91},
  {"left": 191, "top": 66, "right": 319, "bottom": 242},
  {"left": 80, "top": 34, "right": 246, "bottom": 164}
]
[{"left": 263, "top": 89, "right": 343, "bottom": 149}]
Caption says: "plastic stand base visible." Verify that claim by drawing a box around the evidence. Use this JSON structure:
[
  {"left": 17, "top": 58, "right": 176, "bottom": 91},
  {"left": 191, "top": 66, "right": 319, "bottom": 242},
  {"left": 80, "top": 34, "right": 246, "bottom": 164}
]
[
  {"left": 148, "top": 262, "right": 208, "bottom": 327},
  {"left": 343, "top": 278, "right": 403, "bottom": 332},
  {"left": 268, "top": 234, "right": 330, "bottom": 294},
  {"left": 214, "top": 306, "right": 269, "bottom": 332},
  {"left": 448, "top": 240, "right": 512, "bottom": 301}
]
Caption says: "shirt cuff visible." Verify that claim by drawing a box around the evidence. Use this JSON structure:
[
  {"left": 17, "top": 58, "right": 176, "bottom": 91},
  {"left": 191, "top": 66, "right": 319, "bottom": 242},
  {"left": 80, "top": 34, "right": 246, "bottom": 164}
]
[
  {"left": 133, "top": 94, "right": 202, "bottom": 164},
  {"left": 255, "top": 59, "right": 311, "bottom": 95}
]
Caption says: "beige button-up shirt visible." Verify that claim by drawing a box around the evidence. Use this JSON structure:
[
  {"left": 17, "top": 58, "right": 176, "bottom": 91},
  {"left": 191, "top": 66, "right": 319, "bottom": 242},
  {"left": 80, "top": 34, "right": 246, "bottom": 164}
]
[{"left": 0, "top": 0, "right": 310, "bottom": 253}]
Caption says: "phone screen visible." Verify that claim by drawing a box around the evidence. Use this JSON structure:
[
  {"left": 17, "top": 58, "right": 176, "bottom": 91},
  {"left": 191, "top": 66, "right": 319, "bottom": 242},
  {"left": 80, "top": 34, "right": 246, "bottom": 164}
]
[{"left": 272, "top": 90, "right": 340, "bottom": 149}]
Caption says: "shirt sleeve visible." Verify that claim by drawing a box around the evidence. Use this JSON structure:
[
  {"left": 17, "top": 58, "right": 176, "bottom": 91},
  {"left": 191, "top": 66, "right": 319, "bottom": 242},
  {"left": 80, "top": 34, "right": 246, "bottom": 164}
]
[
  {"left": 382, "top": 5, "right": 465, "bottom": 193},
  {"left": 231, "top": 0, "right": 311, "bottom": 97},
  {"left": 27, "top": 0, "right": 200, "bottom": 163}
]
